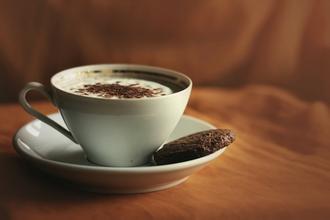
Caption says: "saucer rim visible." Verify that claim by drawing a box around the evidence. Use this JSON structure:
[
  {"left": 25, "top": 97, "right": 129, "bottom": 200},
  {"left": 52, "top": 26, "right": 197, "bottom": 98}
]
[{"left": 13, "top": 113, "right": 226, "bottom": 173}]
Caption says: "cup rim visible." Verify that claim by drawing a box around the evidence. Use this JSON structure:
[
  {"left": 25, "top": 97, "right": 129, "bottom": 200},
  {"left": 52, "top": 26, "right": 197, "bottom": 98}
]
[{"left": 50, "top": 64, "right": 192, "bottom": 101}]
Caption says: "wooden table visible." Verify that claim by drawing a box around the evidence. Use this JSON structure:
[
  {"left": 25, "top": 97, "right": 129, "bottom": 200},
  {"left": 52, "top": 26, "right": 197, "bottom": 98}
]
[{"left": 1, "top": 86, "right": 329, "bottom": 220}]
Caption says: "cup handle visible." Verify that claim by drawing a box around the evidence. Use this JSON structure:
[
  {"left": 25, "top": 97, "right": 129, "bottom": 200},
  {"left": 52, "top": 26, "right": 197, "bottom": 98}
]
[{"left": 19, "top": 82, "right": 77, "bottom": 143}]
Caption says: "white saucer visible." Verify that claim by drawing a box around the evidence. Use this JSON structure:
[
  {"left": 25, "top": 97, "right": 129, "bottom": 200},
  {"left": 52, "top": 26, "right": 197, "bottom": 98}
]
[{"left": 13, "top": 113, "right": 226, "bottom": 194}]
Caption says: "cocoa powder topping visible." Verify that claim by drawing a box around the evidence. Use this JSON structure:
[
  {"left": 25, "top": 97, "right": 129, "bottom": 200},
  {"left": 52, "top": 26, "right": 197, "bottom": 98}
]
[{"left": 74, "top": 82, "right": 164, "bottom": 98}]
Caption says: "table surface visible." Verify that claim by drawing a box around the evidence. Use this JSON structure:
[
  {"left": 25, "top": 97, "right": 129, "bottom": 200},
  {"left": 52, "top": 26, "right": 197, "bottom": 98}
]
[{"left": 1, "top": 86, "right": 329, "bottom": 220}]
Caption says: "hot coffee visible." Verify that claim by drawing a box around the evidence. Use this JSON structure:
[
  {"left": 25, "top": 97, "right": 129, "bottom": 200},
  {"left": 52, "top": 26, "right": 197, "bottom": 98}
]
[
  {"left": 54, "top": 70, "right": 184, "bottom": 99},
  {"left": 68, "top": 78, "right": 172, "bottom": 99}
]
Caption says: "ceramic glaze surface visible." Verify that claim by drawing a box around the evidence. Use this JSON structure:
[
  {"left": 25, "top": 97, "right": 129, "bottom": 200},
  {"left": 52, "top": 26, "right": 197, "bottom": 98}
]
[{"left": 19, "top": 64, "right": 192, "bottom": 166}]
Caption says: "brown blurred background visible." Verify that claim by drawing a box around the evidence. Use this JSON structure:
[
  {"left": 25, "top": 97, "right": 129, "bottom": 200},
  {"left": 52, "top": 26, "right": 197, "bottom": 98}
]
[{"left": 0, "top": 0, "right": 329, "bottom": 103}]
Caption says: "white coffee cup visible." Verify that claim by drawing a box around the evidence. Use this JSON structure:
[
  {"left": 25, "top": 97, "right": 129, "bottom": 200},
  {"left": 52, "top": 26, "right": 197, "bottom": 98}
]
[{"left": 19, "top": 64, "right": 192, "bottom": 167}]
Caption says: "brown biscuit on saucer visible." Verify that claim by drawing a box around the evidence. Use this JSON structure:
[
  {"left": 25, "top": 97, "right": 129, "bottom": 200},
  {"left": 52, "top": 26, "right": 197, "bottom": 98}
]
[{"left": 153, "top": 129, "right": 235, "bottom": 165}]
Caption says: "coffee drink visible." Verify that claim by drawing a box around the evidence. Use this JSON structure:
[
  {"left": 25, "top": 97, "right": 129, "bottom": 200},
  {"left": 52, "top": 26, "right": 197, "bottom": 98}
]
[
  {"left": 66, "top": 78, "right": 172, "bottom": 99},
  {"left": 53, "top": 69, "right": 185, "bottom": 99}
]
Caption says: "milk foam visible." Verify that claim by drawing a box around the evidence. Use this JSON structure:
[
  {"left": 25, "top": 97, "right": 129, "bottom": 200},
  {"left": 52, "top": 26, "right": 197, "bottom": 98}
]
[{"left": 59, "top": 76, "right": 173, "bottom": 99}]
